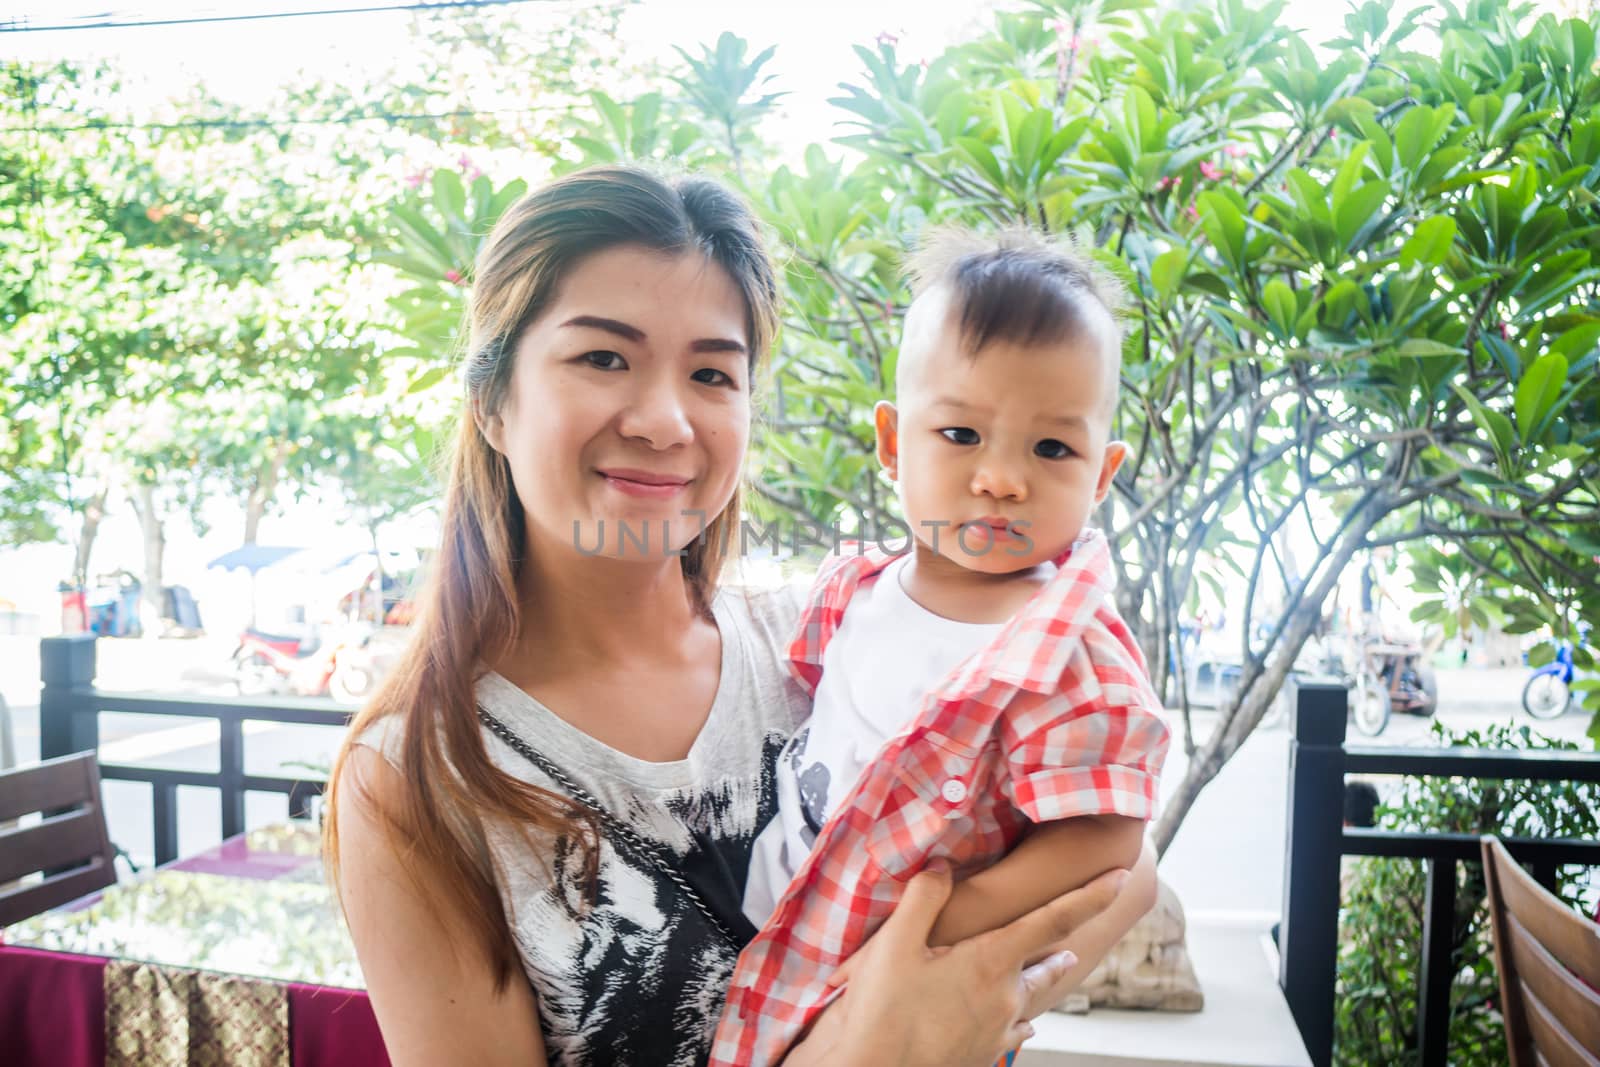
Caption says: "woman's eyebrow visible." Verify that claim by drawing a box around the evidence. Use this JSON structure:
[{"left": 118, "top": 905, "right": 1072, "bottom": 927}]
[
  {"left": 560, "top": 315, "right": 645, "bottom": 341},
  {"left": 691, "top": 337, "right": 747, "bottom": 355},
  {"left": 559, "top": 315, "right": 744, "bottom": 355}
]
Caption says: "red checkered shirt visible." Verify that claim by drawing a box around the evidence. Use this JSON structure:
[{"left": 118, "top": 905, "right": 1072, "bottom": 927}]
[{"left": 709, "top": 530, "right": 1170, "bottom": 1065}]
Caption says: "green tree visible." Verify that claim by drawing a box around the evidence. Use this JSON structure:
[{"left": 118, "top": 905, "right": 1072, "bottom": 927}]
[{"left": 379, "top": 3, "right": 1600, "bottom": 856}]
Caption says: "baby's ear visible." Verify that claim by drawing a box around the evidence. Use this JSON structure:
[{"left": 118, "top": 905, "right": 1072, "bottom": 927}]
[
  {"left": 1095, "top": 440, "right": 1129, "bottom": 504},
  {"left": 874, "top": 401, "right": 900, "bottom": 480}
]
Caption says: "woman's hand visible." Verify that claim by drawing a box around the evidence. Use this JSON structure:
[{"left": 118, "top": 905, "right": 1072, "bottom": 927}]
[{"left": 783, "top": 860, "right": 1127, "bottom": 1067}]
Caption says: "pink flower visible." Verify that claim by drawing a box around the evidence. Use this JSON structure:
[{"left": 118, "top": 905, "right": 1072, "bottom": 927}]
[
  {"left": 1052, "top": 18, "right": 1070, "bottom": 34},
  {"left": 404, "top": 169, "right": 430, "bottom": 190},
  {"left": 1158, "top": 176, "right": 1177, "bottom": 190},
  {"left": 1225, "top": 143, "right": 1249, "bottom": 158},
  {"left": 445, "top": 269, "right": 463, "bottom": 285},
  {"left": 875, "top": 30, "right": 898, "bottom": 48},
  {"left": 1187, "top": 204, "right": 1200, "bottom": 221},
  {"left": 1199, "top": 160, "right": 1224, "bottom": 181}
]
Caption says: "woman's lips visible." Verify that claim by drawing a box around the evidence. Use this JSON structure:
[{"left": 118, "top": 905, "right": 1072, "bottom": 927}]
[{"left": 598, "top": 468, "right": 692, "bottom": 499}]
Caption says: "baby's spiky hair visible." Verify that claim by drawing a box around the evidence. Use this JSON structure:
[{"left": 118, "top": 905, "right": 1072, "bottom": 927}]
[
  {"left": 901, "top": 225, "right": 1127, "bottom": 415},
  {"left": 906, "top": 224, "right": 1128, "bottom": 355}
]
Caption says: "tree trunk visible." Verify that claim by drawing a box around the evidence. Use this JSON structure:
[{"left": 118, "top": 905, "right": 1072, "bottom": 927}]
[
  {"left": 244, "top": 439, "right": 293, "bottom": 544},
  {"left": 132, "top": 481, "right": 166, "bottom": 624},
  {"left": 73, "top": 479, "right": 111, "bottom": 589},
  {"left": 1150, "top": 497, "right": 1388, "bottom": 857}
]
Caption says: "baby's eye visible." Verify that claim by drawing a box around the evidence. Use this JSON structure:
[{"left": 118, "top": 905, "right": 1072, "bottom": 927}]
[
  {"left": 939, "top": 427, "right": 980, "bottom": 445},
  {"left": 1035, "top": 439, "right": 1074, "bottom": 459},
  {"left": 692, "top": 367, "right": 736, "bottom": 387},
  {"left": 582, "top": 351, "right": 627, "bottom": 371}
]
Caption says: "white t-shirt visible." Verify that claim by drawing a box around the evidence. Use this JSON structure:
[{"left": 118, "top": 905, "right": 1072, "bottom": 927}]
[{"left": 742, "top": 555, "right": 1005, "bottom": 926}]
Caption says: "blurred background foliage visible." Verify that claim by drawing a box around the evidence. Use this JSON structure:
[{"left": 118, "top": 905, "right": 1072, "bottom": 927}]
[{"left": 4, "top": 0, "right": 1599, "bottom": 849}]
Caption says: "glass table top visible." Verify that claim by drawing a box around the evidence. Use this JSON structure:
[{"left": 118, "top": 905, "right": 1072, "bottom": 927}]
[{"left": 4, "top": 821, "right": 364, "bottom": 990}]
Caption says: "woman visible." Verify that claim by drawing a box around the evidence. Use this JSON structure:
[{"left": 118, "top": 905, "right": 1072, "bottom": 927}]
[{"left": 325, "top": 164, "right": 1156, "bottom": 1067}]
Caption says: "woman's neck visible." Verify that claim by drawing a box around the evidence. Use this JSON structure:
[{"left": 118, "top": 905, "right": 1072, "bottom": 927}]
[{"left": 508, "top": 548, "right": 706, "bottom": 671}]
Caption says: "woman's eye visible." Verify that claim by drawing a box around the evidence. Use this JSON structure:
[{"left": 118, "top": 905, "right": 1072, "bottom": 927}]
[
  {"left": 1035, "top": 438, "right": 1074, "bottom": 459},
  {"left": 582, "top": 351, "right": 626, "bottom": 371},
  {"left": 939, "top": 427, "right": 980, "bottom": 445},
  {"left": 692, "top": 367, "right": 736, "bottom": 387}
]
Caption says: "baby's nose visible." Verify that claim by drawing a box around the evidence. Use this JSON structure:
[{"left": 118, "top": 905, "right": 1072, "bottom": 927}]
[{"left": 971, "top": 461, "right": 1026, "bottom": 501}]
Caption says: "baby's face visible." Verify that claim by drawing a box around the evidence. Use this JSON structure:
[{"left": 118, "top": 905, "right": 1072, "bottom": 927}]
[{"left": 879, "top": 296, "right": 1126, "bottom": 575}]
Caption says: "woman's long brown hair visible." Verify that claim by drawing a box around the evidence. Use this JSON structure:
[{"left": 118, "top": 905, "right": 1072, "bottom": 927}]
[{"left": 323, "top": 165, "right": 779, "bottom": 992}]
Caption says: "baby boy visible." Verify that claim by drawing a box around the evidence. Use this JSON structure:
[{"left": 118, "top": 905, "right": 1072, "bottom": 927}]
[{"left": 714, "top": 226, "right": 1170, "bottom": 1066}]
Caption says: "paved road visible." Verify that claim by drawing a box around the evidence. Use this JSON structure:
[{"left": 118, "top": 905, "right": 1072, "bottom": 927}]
[{"left": 4, "top": 636, "right": 1594, "bottom": 905}]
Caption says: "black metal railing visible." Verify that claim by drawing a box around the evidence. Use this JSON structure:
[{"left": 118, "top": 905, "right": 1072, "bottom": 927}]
[
  {"left": 39, "top": 634, "right": 346, "bottom": 865},
  {"left": 1278, "top": 682, "right": 1600, "bottom": 1067}
]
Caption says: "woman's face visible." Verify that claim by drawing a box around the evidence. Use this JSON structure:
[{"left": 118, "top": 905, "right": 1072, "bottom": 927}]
[{"left": 481, "top": 244, "right": 753, "bottom": 565}]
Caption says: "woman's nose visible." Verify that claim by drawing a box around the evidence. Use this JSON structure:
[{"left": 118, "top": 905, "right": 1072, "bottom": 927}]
[{"left": 618, "top": 381, "right": 693, "bottom": 450}]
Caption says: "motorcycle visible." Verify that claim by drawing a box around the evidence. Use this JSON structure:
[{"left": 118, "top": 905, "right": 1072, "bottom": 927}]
[
  {"left": 231, "top": 623, "right": 376, "bottom": 703},
  {"left": 1347, "top": 631, "right": 1438, "bottom": 737},
  {"left": 1522, "top": 640, "right": 1593, "bottom": 720}
]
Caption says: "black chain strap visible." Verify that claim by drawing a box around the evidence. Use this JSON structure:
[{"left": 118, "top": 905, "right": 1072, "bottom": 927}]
[{"left": 476, "top": 705, "right": 742, "bottom": 950}]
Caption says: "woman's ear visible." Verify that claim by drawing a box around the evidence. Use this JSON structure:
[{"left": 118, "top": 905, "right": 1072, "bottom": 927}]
[
  {"left": 874, "top": 401, "right": 900, "bottom": 480},
  {"left": 474, "top": 400, "right": 507, "bottom": 455}
]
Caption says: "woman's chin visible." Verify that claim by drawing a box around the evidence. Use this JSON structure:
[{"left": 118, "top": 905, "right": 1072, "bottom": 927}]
[{"left": 563, "top": 510, "right": 709, "bottom": 562}]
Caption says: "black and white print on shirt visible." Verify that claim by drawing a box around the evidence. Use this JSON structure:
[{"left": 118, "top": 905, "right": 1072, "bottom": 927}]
[
  {"left": 783, "top": 726, "right": 830, "bottom": 846},
  {"left": 518, "top": 732, "right": 789, "bottom": 1067}
]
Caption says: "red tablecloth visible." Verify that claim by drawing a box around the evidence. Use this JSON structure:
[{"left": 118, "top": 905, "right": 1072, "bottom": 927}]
[
  {"left": 0, "top": 944, "right": 389, "bottom": 1067},
  {"left": 0, "top": 822, "right": 389, "bottom": 1066}
]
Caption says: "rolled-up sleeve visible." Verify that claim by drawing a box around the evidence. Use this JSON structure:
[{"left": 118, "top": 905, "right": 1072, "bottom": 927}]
[{"left": 999, "top": 641, "right": 1170, "bottom": 824}]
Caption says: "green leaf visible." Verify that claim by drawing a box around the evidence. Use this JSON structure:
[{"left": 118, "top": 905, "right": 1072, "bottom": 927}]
[
  {"left": 1515, "top": 352, "right": 1569, "bottom": 442},
  {"left": 408, "top": 366, "right": 451, "bottom": 395},
  {"left": 1329, "top": 142, "right": 1371, "bottom": 208},
  {"left": 1198, "top": 191, "right": 1247, "bottom": 273},
  {"left": 954, "top": 137, "right": 1005, "bottom": 189},
  {"left": 1334, "top": 181, "right": 1388, "bottom": 250},
  {"left": 1397, "top": 338, "right": 1463, "bottom": 358},
  {"left": 1400, "top": 216, "right": 1456, "bottom": 271},
  {"left": 1150, "top": 248, "right": 1188, "bottom": 302},
  {"left": 1549, "top": 322, "right": 1600, "bottom": 361},
  {"left": 1263, "top": 279, "right": 1298, "bottom": 337},
  {"left": 431, "top": 169, "right": 467, "bottom": 227},
  {"left": 1453, "top": 384, "right": 1515, "bottom": 474}
]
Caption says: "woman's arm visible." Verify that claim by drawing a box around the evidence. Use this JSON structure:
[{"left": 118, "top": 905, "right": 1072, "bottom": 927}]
[{"left": 335, "top": 746, "right": 549, "bottom": 1067}]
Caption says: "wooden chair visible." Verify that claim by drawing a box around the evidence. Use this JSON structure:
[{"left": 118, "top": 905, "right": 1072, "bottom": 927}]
[
  {"left": 0, "top": 751, "right": 117, "bottom": 928},
  {"left": 1480, "top": 835, "right": 1600, "bottom": 1066}
]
